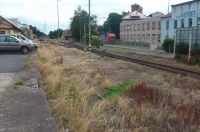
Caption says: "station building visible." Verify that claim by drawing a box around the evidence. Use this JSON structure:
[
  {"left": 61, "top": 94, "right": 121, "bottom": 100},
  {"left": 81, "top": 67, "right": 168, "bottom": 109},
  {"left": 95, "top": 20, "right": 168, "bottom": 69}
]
[
  {"left": 120, "top": 3, "right": 164, "bottom": 44},
  {"left": 161, "top": 0, "right": 200, "bottom": 44}
]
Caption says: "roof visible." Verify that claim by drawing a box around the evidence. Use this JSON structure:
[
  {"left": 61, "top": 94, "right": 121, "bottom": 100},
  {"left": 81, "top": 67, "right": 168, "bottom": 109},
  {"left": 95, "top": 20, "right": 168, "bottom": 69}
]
[
  {"left": 161, "top": 12, "right": 172, "bottom": 18},
  {"left": 0, "top": 23, "right": 12, "bottom": 29},
  {"left": 122, "top": 11, "right": 148, "bottom": 20},
  {"left": 171, "top": 0, "right": 196, "bottom": 7},
  {"left": 0, "top": 15, "right": 22, "bottom": 30}
]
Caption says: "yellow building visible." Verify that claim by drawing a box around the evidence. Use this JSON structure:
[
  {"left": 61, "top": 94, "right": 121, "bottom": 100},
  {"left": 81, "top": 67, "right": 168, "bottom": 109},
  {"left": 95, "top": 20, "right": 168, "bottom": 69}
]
[{"left": 0, "top": 15, "right": 22, "bottom": 34}]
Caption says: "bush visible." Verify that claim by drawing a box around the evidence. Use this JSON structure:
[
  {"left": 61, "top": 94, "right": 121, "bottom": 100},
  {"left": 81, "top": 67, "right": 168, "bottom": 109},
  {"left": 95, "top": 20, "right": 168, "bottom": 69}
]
[
  {"left": 91, "top": 38, "right": 103, "bottom": 48},
  {"left": 176, "top": 42, "right": 189, "bottom": 55},
  {"left": 162, "top": 38, "right": 174, "bottom": 53}
]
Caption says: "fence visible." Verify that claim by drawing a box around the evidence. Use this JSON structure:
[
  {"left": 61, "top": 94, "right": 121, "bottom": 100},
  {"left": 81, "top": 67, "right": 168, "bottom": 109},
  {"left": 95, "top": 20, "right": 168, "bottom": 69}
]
[{"left": 176, "top": 27, "right": 200, "bottom": 46}]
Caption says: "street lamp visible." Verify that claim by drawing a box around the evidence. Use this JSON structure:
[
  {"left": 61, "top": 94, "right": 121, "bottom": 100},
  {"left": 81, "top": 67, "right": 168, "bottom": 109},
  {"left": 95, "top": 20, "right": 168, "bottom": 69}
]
[
  {"left": 167, "top": 0, "right": 170, "bottom": 38},
  {"left": 57, "top": 0, "right": 60, "bottom": 39}
]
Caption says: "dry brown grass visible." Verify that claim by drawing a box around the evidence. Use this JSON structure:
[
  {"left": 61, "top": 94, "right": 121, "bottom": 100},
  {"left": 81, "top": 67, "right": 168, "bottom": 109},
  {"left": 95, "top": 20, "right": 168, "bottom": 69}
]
[
  {"left": 101, "top": 78, "right": 111, "bottom": 89},
  {"left": 37, "top": 43, "right": 200, "bottom": 132}
]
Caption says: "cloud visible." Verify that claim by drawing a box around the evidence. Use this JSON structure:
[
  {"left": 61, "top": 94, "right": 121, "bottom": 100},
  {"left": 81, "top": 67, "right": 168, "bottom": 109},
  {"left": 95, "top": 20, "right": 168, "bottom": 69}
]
[{"left": 0, "top": 0, "right": 187, "bottom": 34}]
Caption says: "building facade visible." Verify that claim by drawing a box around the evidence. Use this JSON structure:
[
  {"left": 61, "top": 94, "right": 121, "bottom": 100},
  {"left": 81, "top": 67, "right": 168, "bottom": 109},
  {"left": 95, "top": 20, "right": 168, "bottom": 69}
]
[
  {"left": 161, "top": 0, "right": 200, "bottom": 44},
  {"left": 120, "top": 4, "right": 164, "bottom": 44},
  {"left": 0, "top": 15, "right": 21, "bottom": 34}
]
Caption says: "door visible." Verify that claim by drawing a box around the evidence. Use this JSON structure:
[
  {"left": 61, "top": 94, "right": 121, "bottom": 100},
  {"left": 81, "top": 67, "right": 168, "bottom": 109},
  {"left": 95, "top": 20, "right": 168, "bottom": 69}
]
[
  {"left": 7, "top": 37, "right": 21, "bottom": 51},
  {"left": 0, "top": 36, "right": 9, "bottom": 51}
]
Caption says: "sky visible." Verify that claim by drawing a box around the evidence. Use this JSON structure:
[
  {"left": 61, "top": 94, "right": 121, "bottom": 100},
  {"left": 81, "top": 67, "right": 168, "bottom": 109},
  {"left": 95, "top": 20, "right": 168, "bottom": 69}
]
[{"left": 0, "top": 0, "right": 187, "bottom": 35}]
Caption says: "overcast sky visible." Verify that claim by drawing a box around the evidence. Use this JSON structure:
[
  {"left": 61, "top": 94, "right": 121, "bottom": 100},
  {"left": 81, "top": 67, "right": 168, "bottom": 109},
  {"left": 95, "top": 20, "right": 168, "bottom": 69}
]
[{"left": 0, "top": 0, "right": 186, "bottom": 35}]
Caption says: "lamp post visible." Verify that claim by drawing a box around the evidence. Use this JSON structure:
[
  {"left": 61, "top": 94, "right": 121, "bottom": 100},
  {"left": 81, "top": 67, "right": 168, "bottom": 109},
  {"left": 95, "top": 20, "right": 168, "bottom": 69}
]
[
  {"left": 79, "top": 6, "right": 81, "bottom": 43},
  {"left": 167, "top": 0, "right": 170, "bottom": 38},
  {"left": 57, "top": 0, "right": 60, "bottom": 39}
]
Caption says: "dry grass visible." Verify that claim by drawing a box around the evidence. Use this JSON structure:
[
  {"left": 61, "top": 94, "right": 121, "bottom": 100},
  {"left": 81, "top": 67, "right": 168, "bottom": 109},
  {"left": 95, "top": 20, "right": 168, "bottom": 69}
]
[{"left": 37, "top": 42, "right": 200, "bottom": 132}]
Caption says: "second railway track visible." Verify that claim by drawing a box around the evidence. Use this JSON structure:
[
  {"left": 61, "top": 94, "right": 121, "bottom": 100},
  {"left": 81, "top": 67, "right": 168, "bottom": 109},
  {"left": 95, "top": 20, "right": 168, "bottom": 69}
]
[{"left": 60, "top": 41, "right": 200, "bottom": 79}]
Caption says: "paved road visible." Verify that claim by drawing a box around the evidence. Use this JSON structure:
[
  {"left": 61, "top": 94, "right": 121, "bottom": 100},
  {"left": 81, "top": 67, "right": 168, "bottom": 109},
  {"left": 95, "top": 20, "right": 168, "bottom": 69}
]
[
  {"left": 0, "top": 52, "right": 28, "bottom": 97},
  {"left": 0, "top": 52, "right": 28, "bottom": 73}
]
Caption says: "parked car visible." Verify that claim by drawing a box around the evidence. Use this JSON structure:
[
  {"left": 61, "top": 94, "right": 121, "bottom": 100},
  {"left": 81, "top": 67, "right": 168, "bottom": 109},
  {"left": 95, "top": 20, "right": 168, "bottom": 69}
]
[
  {"left": 10, "top": 34, "right": 38, "bottom": 49},
  {"left": 0, "top": 34, "right": 35, "bottom": 54}
]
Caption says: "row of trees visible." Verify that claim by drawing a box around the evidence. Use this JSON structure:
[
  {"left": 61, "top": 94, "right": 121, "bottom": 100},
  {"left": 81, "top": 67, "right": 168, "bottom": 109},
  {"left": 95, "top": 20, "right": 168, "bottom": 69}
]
[
  {"left": 47, "top": 7, "right": 128, "bottom": 40},
  {"left": 48, "top": 29, "right": 63, "bottom": 38},
  {"left": 29, "top": 25, "right": 46, "bottom": 37}
]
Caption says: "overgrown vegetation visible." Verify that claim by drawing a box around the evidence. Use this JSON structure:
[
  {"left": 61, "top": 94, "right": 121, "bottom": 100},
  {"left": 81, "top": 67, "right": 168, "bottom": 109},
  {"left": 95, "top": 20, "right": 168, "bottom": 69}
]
[
  {"left": 162, "top": 38, "right": 174, "bottom": 53},
  {"left": 13, "top": 81, "right": 23, "bottom": 89},
  {"left": 103, "top": 82, "right": 135, "bottom": 99},
  {"left": 37, "top": 42, "right": 200, "bottom": 132}
]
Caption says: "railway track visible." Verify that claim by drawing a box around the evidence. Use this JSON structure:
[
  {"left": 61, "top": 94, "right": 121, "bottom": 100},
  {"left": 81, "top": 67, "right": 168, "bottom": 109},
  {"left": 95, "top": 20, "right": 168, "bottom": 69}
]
[{"left": 61, "top": 41, "right": 200, "bottom": 79}]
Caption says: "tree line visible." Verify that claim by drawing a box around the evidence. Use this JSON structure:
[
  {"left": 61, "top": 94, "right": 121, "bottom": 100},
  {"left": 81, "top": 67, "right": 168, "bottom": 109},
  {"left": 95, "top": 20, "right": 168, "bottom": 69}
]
[{"left": 47, "top": 6, "right": 129, "bottom": 40}]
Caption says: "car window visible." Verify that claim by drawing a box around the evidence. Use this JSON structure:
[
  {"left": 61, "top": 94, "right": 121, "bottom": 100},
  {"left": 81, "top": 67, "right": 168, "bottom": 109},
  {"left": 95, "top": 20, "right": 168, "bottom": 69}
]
[
  {"left": 0, "top": 36, "right": 6, "bottom": 42},
  {"left": 17, "top": 35, "right": 21, "bottom": 39},
  {"left": 7, "top": 37, "right": 17, "bottom": 42}
]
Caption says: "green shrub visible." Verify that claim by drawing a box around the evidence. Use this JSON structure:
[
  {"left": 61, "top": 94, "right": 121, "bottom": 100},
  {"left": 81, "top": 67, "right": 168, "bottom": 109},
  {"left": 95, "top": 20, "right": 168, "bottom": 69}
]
[
  {"left": 91, "top": 38, "right": 103, "bottom": 48},
  {"left": 176, "top": 42, "right": 189, "bottom": 55},
  {"left": 162, "top": 38, "right": 174, "bottom": 53}
]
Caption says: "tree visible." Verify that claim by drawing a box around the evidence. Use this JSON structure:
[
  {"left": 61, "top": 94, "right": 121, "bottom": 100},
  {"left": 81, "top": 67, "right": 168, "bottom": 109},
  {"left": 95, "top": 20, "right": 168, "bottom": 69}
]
[
  {"left": 48, "top": 29, "right": 63, "bottom": 38},
  {"left": 30, "top": 25, "right": 45, "bottom": 37},
  {"left": 103, "top": 13, "right": 122, "bottom": 38},
  {"left": 70, "top": 6, "right": 97, "bottom": 41}
]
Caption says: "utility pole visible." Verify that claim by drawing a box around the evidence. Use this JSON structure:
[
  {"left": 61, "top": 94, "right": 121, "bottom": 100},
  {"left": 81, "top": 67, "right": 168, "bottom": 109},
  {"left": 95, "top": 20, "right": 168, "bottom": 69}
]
[
  {"left": 167, "top": 0, "right": 170, "bottom": 38},
  {"left": 45, "top": 20, "right": 46, "bottom": 36},
  {"left": 84, "top": 23, "right": 87, "bottom": 52},
  {"left": 87, "top": 0, "right": 92, "bottom": 60},
  {"left": 57, "top": 0, "right": 60, "bottom": 39},
  {"left": 79, "top": 6, "right": 81, "bottom": 43}
]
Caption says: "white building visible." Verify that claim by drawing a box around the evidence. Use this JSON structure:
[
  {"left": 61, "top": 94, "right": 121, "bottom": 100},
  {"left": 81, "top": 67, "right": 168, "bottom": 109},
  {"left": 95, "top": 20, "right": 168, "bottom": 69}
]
[{"left": 161, "top": 0, "right": 200, "bottom": 44}]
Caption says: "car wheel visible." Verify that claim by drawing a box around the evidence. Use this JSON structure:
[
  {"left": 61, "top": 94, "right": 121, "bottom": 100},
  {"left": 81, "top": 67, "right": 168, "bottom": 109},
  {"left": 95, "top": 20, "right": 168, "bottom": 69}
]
[{"left": 21, "top": 47, "right": 29, "bottom": 54}]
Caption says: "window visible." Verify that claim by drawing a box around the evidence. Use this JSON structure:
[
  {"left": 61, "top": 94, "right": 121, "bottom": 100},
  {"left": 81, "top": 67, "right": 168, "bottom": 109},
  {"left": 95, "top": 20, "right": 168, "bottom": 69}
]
[
  {"left": 158, "top": 21, "right": 161, "bottom": 29},
  {"left": 157, "top": 34, "right": 161, "bottom": 42},
  {"left": 134, "top": 35, "right": 136, "bottom": 41},
  {"left": 152, "top": 22, "right": 156, "bottom": 30},
  {"left": 147, "top": 34, "right": 150, "bottom": 42},
  {"left": 174, "top": 7, "right": 176, "bottom": 13},
  {"left": 7, "top": 37, "right": 16, "bottom": 42},
  {"left": 134, "top": 24, "right": 137, "bottom": 31},
  {"left": 0, "top": 20, "right": 2, "bottom": 23},
  {"left": 189, "top": 18, "right": 192, "bottom": 27},
  {"left": 142, "top": 23, "right": 145, "bottom": 31},
  {"left": 138, "top": 34, "right": 141, "bottom": 41},
  {"left": 0, "top": 31, "right": 5, "bottom": 34},
  {"left": 197, "top": 17, "right": 200, "bottom": 26},
  {"left": 130, "top": 35, "right": 133, "bottom": 41},
  {"left": 181, "top": 19, "right": 184, "bottom": 28},
  {"left": 0, "top": 36, "right": 6, "bottom": 42},
  {"left": 142, "top": 34, "right": 145, "bottom": 42},
  {"left": 174, "top": 20, "right": 177, "bottom": 29},
  {"left": 199, "top": 2, "right": 200, "bottom": 10},
  {"left": 166, "top": 21, "right": 169, "bottom": 30},
  {"left": 152, "top": 34, "right": 156, "bottom": 43},
  {"left": 138, "top": 24, "right": 141, "bottom": 31},
  {"left": 181, "top": 5, "right": 184, "bottom": 12},
  {"left": 147, "top": 23, "right": 150, "bottom": 30},
  {"left": 189, "top": 4, "right": 192, "bottom": 11},
  {"left": 130, "top": 25, "right": 132, "bottom": 31},
  {"left": 127, "top": 25, "right": 129, "bottom": 32}
]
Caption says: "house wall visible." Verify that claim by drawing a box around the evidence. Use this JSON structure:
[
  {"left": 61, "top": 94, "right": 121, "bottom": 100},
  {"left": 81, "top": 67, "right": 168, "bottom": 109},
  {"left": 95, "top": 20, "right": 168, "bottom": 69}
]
[
  {"left": 120, "top": 16, "right": 162, "bottom": 44},
  {"left": 0, "top": 16, "right": 21, "bottom": 34},
  {"left": 161, "top": 0, "right": 200, "bottom": 44}
]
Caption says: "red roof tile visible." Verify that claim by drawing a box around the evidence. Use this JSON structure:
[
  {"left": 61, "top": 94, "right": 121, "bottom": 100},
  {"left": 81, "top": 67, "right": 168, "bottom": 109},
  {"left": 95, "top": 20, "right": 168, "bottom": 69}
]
[{"left": 161, "top": 12, "right": 172, "bottom": 18}]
